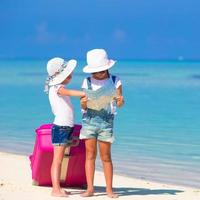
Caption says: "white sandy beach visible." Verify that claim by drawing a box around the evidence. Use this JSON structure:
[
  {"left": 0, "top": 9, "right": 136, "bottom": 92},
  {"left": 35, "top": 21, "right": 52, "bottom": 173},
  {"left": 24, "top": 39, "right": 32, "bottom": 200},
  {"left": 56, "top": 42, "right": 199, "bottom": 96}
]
[{"left": 0, "top": 152, "right": 199, "bottom": 200}]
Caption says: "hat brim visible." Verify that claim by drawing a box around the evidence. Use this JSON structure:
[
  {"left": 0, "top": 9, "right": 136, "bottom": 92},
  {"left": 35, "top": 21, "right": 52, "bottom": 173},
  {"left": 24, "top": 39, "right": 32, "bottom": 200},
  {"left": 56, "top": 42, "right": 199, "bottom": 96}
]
[
  {"left": 49, "top": 59, "right": 77, "bottom": 86},
  {"left": 83, "top": 60, "right": 116, "bottom": 73}
]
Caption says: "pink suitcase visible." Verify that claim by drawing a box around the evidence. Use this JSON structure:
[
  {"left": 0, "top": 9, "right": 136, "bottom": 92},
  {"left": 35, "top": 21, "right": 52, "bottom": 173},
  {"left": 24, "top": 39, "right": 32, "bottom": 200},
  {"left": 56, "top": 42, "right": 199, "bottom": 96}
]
[{"left": 29, "top": 124, "right": 87, "bottom": 188}]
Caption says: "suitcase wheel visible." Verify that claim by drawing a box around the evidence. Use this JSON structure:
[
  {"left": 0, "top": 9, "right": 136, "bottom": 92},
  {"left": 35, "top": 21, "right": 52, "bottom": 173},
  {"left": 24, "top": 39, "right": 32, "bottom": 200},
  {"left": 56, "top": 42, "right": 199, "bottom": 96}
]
[
  {"left": 32, "top": 180, "right": 39, "bottom": 186},
  {"left": 82, "top": 184, "right": 87, "bottom": 189}
]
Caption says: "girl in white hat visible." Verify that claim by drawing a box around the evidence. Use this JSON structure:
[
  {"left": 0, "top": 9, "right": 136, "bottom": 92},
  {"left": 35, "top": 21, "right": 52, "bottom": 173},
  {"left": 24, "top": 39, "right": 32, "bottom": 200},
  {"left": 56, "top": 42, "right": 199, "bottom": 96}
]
[
  {"left": 45, "top": 57, "right": 85, "bottom": 197},
  {"left": 80, "top": 49, "right": 124, "bottom": 198}
]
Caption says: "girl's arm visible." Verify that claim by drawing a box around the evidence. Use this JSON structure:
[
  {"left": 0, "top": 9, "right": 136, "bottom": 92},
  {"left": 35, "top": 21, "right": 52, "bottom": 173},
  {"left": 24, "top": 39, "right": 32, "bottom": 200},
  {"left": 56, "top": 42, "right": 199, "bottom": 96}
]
[
  {"left": 116, "top": 85, "right": 124, "bottom": 107},
  {"left": 58, "top": 87, "right": 85, "bottom": 97}
]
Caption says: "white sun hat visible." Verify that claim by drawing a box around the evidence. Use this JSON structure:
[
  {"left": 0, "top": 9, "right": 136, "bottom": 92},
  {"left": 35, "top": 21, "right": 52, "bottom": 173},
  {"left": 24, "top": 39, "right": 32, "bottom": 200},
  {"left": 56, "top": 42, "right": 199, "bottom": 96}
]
[
  {"left": 83, "top": 49, "right": 116, "bottom": 73},
  {"left": 44, "top": 57, "right": 77, "bottom": 93}
]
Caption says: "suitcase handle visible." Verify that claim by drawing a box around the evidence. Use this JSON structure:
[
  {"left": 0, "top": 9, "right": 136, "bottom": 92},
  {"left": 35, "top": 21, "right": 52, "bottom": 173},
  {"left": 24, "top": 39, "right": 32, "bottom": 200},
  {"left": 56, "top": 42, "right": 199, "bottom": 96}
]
[
  {"left": 63, "top": 137, "right": 80, "bottom": 158},
  {"left": 65, "top": 136, "right": 80, "bottom": 149},
  {"left": 70, "top": 136, "right": 80, "bottom": 147}
]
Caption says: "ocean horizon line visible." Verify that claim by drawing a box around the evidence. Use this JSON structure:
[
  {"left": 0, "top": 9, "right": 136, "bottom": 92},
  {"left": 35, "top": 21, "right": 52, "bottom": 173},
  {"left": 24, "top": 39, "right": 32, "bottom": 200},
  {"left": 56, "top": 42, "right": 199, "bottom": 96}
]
[{"left": 1, "top": 57, "right": 200, "bottom": 63}]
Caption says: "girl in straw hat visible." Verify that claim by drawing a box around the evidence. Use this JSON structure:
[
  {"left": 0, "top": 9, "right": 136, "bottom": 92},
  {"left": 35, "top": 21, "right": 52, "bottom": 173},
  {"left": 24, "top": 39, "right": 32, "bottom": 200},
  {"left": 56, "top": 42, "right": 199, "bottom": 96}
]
[
  {"left": 45, "top": 57, "right": 85, "bottom": 197},
  {"left": 80, "top": 49, "right": 124, "bottom": 198}
]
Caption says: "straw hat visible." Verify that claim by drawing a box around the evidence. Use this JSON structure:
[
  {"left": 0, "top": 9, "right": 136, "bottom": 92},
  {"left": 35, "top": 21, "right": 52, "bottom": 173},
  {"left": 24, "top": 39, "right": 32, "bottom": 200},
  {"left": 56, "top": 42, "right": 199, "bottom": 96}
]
[
  {"left": 83, "top": 49, "right": 116, "bottom": 73},
  {"left": 46, "top": 57, "right": 77, "bottom": 86}
]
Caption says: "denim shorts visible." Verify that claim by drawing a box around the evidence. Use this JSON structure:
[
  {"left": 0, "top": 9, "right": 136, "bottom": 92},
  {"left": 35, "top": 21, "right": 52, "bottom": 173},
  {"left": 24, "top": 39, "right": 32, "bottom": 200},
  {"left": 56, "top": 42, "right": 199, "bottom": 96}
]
[
  {"left": 51, "top": 124, "right": 74, "bottom": 146},
  {"left": 80, "top": 109, "right": 115, "bottom": 143}
]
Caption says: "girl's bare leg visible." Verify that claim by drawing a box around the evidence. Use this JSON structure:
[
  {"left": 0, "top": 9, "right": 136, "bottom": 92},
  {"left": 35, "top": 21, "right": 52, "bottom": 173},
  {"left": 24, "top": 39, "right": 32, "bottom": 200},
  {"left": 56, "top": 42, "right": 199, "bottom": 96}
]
[
  {"left": 81, "top": 138, "right": 97, "bottom": 197},
  {"left": 99, "top": 141, "right": 118, "bottom": 198},
  {"left": 51, "top": 146, "right": 70, "bottom": 197}
]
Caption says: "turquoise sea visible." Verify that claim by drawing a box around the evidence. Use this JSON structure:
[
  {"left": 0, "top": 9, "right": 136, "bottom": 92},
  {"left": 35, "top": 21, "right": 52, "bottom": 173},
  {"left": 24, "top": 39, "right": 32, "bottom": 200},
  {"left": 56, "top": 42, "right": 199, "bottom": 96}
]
[{"left": 0, "top": 59, "right": 200, "bottom": 188}]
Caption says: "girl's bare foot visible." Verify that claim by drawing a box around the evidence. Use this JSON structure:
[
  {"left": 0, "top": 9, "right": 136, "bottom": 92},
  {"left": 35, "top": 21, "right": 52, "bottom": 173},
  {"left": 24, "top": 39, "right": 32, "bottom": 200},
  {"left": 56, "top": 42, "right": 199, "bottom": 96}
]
[
  {"left": 51, "top": 189, "right": 71, "bottom": 197},
  {"left": 107, "top": 192, "right": 119, "bottom": 198},
  {"left": 51, "top": 192, "right": 68, "bottom": 197},
  {"left": 80, "top": 190, "right": 94, "bottom": 197}
]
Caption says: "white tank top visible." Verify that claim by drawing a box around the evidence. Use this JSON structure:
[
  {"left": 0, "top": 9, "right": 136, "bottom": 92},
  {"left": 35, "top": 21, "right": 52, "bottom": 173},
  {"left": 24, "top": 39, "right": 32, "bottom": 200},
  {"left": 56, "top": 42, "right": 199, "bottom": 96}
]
[{"left": 48, "top": 84, "right": 74, "bottom": 127}]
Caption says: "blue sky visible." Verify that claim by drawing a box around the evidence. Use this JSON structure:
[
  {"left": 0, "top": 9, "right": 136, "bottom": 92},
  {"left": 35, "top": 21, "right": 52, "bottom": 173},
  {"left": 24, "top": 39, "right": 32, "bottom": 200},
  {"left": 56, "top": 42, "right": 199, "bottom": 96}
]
[{"left": 0, "top": 0, "right": 200, "bottom": 60}]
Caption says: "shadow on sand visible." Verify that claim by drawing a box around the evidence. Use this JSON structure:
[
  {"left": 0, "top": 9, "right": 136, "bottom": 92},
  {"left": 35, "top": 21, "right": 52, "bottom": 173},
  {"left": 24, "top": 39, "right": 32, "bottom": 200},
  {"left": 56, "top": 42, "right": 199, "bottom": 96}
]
[{"left": 93, "top": 186, "right": 184, "bottom": 197}]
